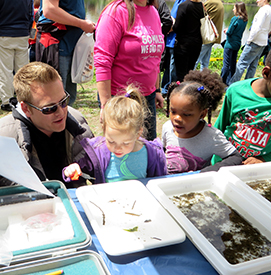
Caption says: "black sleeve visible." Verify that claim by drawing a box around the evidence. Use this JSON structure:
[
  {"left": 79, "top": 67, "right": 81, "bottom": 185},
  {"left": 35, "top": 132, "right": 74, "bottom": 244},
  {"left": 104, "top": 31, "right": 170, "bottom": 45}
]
[
  {"left": 173, "top": 3, "right": 185, "bottom": 35},
  {"left": 200, "top": 150, "right": 243, "bottom": 173},
  {"left": 157, "top": 0, "right": 173, "bottom": 36},
  {"left": 29, "top": 0, "right": 34, "bottom": 33}
]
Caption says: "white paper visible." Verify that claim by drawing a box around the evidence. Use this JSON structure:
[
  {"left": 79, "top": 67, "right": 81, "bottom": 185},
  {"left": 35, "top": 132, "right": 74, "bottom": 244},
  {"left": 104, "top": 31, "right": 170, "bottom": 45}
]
[{"left": 0, "top": 136, "right": 54, "bottom": 197}]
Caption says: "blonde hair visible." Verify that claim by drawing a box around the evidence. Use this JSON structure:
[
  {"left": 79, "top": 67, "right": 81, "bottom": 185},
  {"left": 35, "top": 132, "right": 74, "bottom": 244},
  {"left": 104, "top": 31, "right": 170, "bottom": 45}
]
[
  {"left": 13, "top": 62, "right": 62, "bottom": 102},
  {"left": 102, "top": 85, "right": 149, "bottom": 137}
]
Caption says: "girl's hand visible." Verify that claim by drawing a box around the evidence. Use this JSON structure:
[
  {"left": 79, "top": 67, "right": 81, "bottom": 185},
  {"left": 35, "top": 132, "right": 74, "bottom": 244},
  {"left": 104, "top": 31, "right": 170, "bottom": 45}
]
[
  {"left": 99, "top": 108, "right": 103, "bottom": 124},
  {"left": 64, "top": 163, "right": 82, "bottom": 180},
  {"left": 155, "top": 92, "right": 164, "bottom": 109}
]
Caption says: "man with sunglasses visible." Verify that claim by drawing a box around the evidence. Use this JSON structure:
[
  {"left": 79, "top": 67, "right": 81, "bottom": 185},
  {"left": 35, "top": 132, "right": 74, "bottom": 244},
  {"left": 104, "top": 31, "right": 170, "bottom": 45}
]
[{"left": 0, "top": 62, "right": 94, "bottom": 187}]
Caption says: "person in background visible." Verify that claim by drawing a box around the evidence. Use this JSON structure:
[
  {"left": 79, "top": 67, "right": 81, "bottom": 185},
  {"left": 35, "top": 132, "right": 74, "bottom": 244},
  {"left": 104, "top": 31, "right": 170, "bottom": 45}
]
[
  {"left": 0, "top": 62, "right": 94, "bottom": 187},
  {"left": 63, "top": 85, "right": 167, "bottom": 184},
  {"left": 155, "top": 0, "right": 173, "bottom": 95},
  {"left": 173, "top": 0, "right": 204, "bottom": 82},
  {"left": 261, "top": 34, "right": 271, "bottom": 64},
  {"left": 161, "top": 0, "right": 185, "bottom": 97},
  {"left": 213, "top": 51, "right": 271, "bottom": 165},
  {"left": 36, "top": 0, "right": 95, "bottom": 106},
  {"left": 221, "top": 2, "right": 248, "bottom": 86},
  {"left": 157, "top": 0, "right": 173, "bottom": 40},
  {"left": 29, "top": 0, "right": 40, "bottom": 63},
  {"left": 0, "top": 0, "right": 33, "bottom": 112},
  {"left": 162, "top": 69, "right": 242, "bottom": 174},
  {"left": 94, "top": 0, "right": 164, "bottom": 141},
  {"left": 228, "top": 0, "right": 271, "bottom": 85},
  {"left": 194, "top": 0, "right": 224, "bottom": 70}
]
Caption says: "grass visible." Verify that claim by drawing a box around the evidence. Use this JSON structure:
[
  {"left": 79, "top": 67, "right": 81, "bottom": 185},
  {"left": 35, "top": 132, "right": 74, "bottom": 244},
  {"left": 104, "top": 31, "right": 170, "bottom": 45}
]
[{"left": 0, "top": 48, "right": 265, "bottom": 138}]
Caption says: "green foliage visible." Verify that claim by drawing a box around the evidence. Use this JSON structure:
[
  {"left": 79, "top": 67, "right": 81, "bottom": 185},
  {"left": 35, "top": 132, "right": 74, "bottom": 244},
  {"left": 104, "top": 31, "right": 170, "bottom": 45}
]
[
  {"left": 195, "top": 45, "right": 264, "bottom": 77},
  {"left": 223, "top": 0, "right": 256, "bottom": 3},
  {"left": 208, "top": 47, "right": 223, "bottom": 72}
]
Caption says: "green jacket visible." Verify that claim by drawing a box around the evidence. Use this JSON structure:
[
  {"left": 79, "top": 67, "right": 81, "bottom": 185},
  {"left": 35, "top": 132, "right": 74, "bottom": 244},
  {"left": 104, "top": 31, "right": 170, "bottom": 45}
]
[{"left": 224, "top": 16, "right": 247, "bottom": 51}]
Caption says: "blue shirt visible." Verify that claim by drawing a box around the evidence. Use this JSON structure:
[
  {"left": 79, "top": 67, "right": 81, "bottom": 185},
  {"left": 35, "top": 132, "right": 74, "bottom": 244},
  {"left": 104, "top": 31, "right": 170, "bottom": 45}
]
[
  {"left": 166, "top": 0, "right": 186, "bottom": 48},
  {"left": 38, "top": 0, "right": 85, "bottom": 56},
  {"left": 105, "top": 146, "right": 147, "bottom": 183},
  {"left": 0, "top": 0, "right": 33, "bottom": 37}
]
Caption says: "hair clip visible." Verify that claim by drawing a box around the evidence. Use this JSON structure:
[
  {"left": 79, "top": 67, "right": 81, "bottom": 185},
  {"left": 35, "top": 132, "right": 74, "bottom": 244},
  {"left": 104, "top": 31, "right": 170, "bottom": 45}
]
[
  {"left": 176, "top": 81, "right": 181, "bottom": 85},
  {"left": 124, "top": 92, "right": 131, "bottom": 98},
  {"left": 197, "top": 86, "right": 204, "bottom": 92}
]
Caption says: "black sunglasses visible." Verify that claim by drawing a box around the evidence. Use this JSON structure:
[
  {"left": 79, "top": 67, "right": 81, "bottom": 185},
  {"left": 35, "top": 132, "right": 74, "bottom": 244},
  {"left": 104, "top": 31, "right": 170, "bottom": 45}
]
[{"left": 25, "top": 92, "right": 70, "bottom": 115}]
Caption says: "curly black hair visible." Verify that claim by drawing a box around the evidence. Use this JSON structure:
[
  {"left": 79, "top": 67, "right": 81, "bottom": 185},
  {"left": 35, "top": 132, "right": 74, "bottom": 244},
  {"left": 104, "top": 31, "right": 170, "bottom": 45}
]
[{"left": 166, "top": 68, "right": 226, "bottom": 124}]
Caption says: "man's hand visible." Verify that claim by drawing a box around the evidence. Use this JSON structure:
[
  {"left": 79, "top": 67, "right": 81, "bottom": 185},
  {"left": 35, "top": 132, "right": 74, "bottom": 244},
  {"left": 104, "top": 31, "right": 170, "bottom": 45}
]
[
  {"left": 242, "top": 156, "right": 265, "bottom": 165},
  {"left": 80, "top": 19, "right": 96, "bottom": 33}
]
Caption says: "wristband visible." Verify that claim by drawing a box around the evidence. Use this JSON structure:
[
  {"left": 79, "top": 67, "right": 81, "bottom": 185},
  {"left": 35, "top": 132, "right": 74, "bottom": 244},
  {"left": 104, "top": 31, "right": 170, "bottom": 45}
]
[{"left": 155, "top": 88, "right": 161, "bottom": 93}]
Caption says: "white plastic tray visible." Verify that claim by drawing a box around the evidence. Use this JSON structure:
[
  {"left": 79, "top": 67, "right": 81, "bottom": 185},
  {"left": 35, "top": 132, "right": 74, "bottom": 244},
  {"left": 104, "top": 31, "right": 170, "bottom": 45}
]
[
  {"left": 220, "top": 163, "right": 271, "bottom": 212},
  {"left": 0, "top": 181, "right": 92, "bottom": 270},
  {"left": 147, "top": 172, "right": 271, "bottom": 275},
  {"left": 1, "top": 251, "right": 110, "bottom": 275},
  {"left": 220, "top": 162, "right": 271, "bottom": 182},
  {"left": 76, "top": 180, "right": 186, "bottom": 256},
  {"left": 0, "top": 197, "right": 74, "bottom": 251}
]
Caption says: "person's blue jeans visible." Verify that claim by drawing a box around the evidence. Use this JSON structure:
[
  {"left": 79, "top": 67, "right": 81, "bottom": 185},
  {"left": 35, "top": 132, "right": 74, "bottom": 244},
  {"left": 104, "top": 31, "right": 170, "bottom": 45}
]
[
  {"left": 221, "top": 48, "right": 238, "bottom": 86},
  {"left": 145, "top": 91, "right": 157, "bottom": 141},
  {"left": 59, "top": 55, "right": 77, "bottom": 106},
  {"left": 194, "top": 43, "right": 214, "bottom": 70},
  {"left": 229, "top": 42, "right": 265, "bottom": 85},
  {"left": 161, "top": 47, "right": 177, "bottom": 95}
]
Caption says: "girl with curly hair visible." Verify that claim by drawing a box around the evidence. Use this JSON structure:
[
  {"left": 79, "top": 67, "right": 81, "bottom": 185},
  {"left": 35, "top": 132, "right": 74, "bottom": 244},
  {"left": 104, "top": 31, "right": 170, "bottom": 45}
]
[{"left": 162, "top": 68, "right": 242, "bottom": 174}]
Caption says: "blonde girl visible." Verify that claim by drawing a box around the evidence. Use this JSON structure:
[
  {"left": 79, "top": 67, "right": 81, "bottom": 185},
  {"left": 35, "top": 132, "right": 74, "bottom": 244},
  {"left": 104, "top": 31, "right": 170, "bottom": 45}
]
[{"left": 63, "top": 85, "right": 167, "bottom": 183}]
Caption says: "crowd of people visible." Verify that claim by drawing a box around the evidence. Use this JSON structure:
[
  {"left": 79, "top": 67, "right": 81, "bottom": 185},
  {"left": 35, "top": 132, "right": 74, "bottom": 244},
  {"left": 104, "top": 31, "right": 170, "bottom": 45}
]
[{"left": 0, "top": 0, "right": 271, "bottom": 188}]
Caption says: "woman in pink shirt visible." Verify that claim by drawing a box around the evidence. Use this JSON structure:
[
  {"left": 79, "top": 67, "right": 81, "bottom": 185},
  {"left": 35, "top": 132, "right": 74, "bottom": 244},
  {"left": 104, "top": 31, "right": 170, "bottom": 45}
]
[{"left": 94, "top": 0, "right": 164, "bottom": 140}]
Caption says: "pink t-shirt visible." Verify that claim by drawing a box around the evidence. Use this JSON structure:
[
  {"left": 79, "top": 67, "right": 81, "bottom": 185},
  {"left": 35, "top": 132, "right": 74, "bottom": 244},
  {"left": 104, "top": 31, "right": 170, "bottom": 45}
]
[{"left": 94, "top": 1, "right": 164, "bottom": 96}]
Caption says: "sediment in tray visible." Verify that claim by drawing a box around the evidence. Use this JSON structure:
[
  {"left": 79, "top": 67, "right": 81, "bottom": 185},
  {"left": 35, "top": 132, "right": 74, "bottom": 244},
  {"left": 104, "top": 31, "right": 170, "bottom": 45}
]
[
  {"left": 246, "top": 179, "right": 271, "bottom": 202},
  {"left": 171, "top": 191, "right": 271, "bottom": 264}
]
